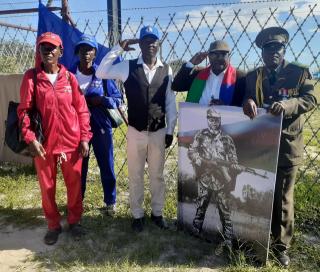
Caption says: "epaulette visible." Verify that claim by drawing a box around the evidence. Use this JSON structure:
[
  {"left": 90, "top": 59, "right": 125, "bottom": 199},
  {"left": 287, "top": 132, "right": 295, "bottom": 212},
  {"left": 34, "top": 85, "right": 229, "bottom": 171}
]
[{"left": 290, "top": 61, "right": 309, "bottom": 69}]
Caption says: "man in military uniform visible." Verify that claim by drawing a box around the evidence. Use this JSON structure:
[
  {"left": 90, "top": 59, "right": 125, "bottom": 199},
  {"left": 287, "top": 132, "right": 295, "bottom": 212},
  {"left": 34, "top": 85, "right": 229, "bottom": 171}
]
[
  {"left": 243, "top": 27, "right": 317, "bottom": 266},
  {"left": 188, "top": 108, "right": 241, "bottom": 252}
]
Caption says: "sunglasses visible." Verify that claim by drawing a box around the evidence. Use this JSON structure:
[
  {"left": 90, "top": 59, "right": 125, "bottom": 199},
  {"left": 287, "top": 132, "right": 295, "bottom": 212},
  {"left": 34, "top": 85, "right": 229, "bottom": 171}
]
[{"left": 262, "top": 43, "right": 284, "bottom": 52}]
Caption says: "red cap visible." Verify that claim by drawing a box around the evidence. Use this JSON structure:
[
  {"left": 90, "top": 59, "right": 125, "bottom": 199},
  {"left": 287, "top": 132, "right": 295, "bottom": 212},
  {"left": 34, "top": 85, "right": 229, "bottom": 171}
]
[{"left": 37, "top": 32, "right": 63, "bottom": 48}]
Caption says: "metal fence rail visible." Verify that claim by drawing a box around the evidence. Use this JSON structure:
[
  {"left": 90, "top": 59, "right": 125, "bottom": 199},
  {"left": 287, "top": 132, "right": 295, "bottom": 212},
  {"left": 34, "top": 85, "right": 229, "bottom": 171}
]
[{"left": 0, "top": 3, "right": 319, "bottom": 188}]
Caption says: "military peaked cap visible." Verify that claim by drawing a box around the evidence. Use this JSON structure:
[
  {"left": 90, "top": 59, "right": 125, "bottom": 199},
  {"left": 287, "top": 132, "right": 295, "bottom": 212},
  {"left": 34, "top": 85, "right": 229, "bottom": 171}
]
[{"left": 255, "top": 27, "right": 289, "bottom": 49}]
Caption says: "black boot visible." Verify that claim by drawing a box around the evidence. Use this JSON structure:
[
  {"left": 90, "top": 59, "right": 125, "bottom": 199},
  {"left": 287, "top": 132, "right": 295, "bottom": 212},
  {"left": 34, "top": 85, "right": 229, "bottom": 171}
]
[
  {"left": 43, "top": 227, "right": 62, "bottom": 245},
  {"left": 276, "top": 250, "right": 290, "bottom": 267},
  {"left": 151, "top": 214, "right": 168, "bottom": 229},
  {"left": 131, "top": 217, "right": 145, "bottom": 232}
]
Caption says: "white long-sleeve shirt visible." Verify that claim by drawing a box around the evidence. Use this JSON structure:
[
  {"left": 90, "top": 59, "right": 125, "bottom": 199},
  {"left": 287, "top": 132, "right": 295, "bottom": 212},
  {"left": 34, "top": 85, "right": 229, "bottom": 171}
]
[
  {"left": 186, "top": 62, "right": 225, "bottom": 106},
  {"left": 96, "top": 44, "right": 177, "bottom": 135}
]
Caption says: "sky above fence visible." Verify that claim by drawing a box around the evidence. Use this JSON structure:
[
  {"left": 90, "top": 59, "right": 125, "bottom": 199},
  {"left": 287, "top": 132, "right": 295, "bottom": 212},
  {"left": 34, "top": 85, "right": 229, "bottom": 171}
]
[
  {"left": 0, "top": 0, "right": 319, "bottom": 72},
  {"left": 0, "top": 0, "right": 318, "bottom": 28}
]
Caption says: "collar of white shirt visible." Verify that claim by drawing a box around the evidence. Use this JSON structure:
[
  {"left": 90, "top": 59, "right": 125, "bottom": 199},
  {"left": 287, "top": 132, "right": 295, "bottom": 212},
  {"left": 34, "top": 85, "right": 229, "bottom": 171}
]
[
  {"left": 209, "top": 68, "right": 226, "bottom": 78},
  {"left": 137, "top": 56, "right": 163, "bottom": 70}
]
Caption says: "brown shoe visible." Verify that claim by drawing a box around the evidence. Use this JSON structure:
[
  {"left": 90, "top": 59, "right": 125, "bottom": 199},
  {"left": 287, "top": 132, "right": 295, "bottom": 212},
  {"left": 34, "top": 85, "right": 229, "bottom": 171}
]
[{"left": 44, "top": 227, "right": 62, "bottom": 245}]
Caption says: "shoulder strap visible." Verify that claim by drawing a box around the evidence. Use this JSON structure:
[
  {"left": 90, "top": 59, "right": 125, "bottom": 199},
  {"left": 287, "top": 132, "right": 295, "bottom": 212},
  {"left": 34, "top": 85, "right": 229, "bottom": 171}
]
[
  {"left": 32, "top": 68, "right": 37, "bottom": 107},
  {"left": 66, "top": 70, "right": 71, "bottom": 83},
  {"left": 102, "top": 80, "right": 108, "bottom": 96},
  {"left": 255, "top": 67, "right": 264, "bottom": 107}
]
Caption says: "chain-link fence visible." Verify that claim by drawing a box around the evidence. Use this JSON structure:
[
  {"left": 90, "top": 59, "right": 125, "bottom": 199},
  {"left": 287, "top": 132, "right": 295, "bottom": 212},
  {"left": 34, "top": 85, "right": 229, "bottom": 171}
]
[{"left": 0, "top": 2, "right": 319, "bottom": 189}]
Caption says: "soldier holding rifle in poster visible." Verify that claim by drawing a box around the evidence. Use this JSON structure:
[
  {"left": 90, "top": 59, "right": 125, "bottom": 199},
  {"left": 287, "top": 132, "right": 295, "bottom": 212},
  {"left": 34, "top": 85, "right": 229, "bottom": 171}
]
[
  {"left": 188, "top": 108, "right": 242, "bottom": 256},
  {"left": 243, "top": 27, "right": 317, "bottom": 267}
]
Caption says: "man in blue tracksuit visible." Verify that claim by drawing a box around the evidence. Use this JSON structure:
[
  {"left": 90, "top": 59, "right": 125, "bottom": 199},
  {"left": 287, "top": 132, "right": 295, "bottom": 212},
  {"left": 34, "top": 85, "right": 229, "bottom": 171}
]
[{"left": 71, "top": 34, "right": 122, "bottom": 215}]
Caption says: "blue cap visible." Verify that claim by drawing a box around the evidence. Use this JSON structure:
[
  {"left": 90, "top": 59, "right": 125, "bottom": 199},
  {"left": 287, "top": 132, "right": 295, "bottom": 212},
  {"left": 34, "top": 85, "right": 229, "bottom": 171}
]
[
  {"left": 139, "top": 25, "right": 160, "bottom": 40},
  {"left": 75, "top": 34, "right": 99, "bottom": 54}
]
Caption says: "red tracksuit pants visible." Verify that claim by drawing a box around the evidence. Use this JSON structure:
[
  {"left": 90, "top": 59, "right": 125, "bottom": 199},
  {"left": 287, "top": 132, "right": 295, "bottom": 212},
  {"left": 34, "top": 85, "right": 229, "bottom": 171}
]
[{"left": 34, "top": 150, "right": 83, "bottom": 230}]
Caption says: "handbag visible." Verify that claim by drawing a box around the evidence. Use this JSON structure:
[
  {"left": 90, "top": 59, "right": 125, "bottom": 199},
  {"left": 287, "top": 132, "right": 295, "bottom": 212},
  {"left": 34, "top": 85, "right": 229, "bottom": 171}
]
[
  {"left": 4, "top": 69, "right": 44, "bottom": 156},
  {"left": 101, "top": 80, "right": 124, "bottom": 128},
  {"left": 104, "top": 107, "right": 124, "bottom": 128}
]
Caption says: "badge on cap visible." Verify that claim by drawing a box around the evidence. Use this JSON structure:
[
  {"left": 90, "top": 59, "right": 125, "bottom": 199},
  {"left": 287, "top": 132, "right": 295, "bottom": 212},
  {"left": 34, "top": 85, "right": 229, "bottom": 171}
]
[{"left": 255, "top": 27, "right": 289, "bottom": 49}]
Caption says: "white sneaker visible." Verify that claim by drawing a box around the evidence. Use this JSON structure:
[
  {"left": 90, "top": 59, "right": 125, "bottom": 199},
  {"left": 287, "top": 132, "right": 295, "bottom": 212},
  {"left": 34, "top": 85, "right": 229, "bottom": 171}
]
[{"left": 102, "top": 204, "right": 116, "bottom": 217}]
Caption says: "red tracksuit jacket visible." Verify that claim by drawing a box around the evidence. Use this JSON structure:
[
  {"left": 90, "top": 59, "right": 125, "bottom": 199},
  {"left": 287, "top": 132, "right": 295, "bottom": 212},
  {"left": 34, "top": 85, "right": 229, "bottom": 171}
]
[{"left": 17, "top": 64, "right": 92, "bottom": 154}]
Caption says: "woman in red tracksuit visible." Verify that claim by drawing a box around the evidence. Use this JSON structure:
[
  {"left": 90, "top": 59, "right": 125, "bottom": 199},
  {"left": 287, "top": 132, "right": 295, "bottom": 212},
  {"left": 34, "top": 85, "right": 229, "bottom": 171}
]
[{"left": 17, "top": 32, "right": 92, "bottom": 245}]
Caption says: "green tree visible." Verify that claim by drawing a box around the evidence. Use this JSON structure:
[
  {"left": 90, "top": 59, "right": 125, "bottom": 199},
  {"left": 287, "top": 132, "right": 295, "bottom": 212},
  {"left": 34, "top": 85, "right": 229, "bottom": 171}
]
[{"left": 0, "top": 40, "right": 34, "bottom": 74}]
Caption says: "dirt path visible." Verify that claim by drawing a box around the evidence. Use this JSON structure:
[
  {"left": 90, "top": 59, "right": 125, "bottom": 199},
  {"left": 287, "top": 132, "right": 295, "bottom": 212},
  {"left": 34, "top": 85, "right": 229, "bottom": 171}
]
[
  {"left": 0, "top": 224, "right": 54, "bottom": 272},
  {"left": 0, "top": 219, "right": 224, "bottom": 272}
]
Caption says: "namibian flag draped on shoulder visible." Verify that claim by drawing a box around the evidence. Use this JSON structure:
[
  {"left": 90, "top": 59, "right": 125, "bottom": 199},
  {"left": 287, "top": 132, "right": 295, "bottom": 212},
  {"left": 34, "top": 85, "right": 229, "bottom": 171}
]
[{"left": 186, "top": 64, "right": 237, "bottom": 105}]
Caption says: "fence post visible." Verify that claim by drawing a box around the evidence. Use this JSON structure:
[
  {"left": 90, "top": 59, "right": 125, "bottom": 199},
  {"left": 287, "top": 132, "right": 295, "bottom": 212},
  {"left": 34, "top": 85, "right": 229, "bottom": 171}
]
[
  {"left": 61, "top": 0, "right": 76, "bottom": 27},
  {"left": 107, "top": 0, "right": 122, "bottom": 47},
  {"left": 46, "top": 0, "right": 53, "bottom": 7}
]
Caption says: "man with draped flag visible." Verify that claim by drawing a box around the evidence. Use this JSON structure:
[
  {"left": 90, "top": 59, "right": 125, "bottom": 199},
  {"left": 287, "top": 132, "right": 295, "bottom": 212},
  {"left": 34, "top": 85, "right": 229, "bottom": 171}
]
[{"left": 172, "top": 40, "right": 246, "bottom": 107}]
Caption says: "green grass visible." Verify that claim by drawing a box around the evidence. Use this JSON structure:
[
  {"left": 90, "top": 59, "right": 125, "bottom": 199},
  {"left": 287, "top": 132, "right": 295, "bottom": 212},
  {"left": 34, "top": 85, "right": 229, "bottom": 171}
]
[
  {"left": 0, "top": 84, "right": 319, "bottom": 272},
  {"left": 1, "top": 154, "right": 319, "bottom": 271}
]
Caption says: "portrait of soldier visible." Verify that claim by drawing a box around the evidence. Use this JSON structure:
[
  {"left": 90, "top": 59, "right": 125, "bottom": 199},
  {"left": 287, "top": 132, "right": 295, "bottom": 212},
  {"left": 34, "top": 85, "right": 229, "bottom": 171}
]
[{"left": 188, "top": 108, "right": 242, "bottom": 253}]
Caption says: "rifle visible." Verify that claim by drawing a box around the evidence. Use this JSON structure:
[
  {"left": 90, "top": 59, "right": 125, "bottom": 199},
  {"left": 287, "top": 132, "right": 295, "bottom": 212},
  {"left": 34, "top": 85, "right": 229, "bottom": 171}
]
[{"left": 200, "top": 157, "right": 268, "bottom": 179}]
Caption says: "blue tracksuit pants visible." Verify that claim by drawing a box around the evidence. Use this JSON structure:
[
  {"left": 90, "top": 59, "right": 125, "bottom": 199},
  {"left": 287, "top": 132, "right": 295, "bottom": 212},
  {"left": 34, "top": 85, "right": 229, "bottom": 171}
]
[{"left": 81, "top": 123, "right": 116, "bottom": 205}]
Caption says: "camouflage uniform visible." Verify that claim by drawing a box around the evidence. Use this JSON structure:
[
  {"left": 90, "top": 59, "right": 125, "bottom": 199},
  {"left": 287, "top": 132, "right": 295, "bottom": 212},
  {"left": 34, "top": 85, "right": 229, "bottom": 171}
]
[{"left": 188, "top": 109, "right": 239, "bottom": 242}]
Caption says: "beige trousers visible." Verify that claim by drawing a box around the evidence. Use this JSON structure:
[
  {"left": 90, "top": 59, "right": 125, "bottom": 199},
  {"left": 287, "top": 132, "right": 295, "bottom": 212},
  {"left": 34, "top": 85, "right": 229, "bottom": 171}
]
[{"left": 127, "top": 126, "right": 166, "bottom": 219}]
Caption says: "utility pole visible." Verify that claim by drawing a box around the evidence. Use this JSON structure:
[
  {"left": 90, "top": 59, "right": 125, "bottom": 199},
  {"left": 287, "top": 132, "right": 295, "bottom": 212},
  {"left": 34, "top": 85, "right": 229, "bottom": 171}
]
[
  {"left": 107, "top": 0, "right": 121, "bottom": 47},
  {"left": 61, "top": 0, "right": 76, "bottom": 27}
]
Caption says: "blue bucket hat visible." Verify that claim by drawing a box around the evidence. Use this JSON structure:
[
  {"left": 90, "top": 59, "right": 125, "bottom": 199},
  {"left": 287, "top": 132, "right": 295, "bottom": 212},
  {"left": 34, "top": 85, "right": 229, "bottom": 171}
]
[
  {"left": 75, "top": 34, "right": 99, "bottom": 54},
  {"left": 139, "top": 25, "right": 160, "bottom": 40}
]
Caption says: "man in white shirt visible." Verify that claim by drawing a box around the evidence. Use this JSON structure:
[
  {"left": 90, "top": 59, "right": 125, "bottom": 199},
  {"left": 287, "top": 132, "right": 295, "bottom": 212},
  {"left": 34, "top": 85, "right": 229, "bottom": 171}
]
[
  {"left": 96, "top": 25, "right": 177, "bottom": 232},
  {"left": 172, "top": 40, "right": 246, "bottom": 107}
]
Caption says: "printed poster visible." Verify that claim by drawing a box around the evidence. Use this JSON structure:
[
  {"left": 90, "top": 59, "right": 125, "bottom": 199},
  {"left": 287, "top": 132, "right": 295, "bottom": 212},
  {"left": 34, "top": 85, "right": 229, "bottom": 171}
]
[{"left": 178, "top": 102, "right": 282, "bottom": 263}]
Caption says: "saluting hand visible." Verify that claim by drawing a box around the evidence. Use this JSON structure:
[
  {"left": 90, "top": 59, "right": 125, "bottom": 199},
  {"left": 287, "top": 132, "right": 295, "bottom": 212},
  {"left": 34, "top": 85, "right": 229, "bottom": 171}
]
[
  {"left": 119, "top": 39, "right": 140, "bottom": 51},
  {"left": 243, "top": 99, "right": 257, "bottom": 119},
  {"left": 189, "top": 52, "right": 208, "bottom": 65}
]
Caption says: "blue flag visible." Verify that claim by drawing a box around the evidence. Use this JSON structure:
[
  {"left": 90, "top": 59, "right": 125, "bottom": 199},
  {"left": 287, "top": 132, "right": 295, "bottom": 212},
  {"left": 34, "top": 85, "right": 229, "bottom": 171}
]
[{"left": 37, "top": 2, "right": 113, "bottom": 69}]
